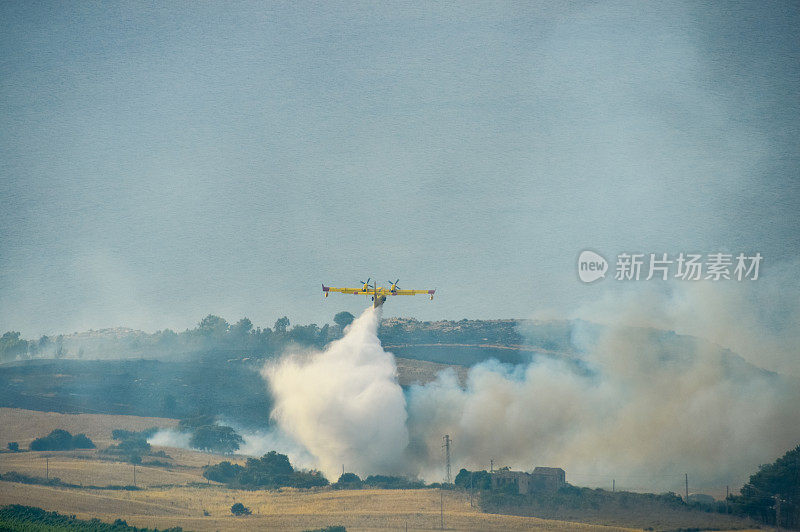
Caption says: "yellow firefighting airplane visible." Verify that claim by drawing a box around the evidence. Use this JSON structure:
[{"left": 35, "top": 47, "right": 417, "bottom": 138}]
[{"left": 322, "top": 278, "right": 435, "bottom": 308}]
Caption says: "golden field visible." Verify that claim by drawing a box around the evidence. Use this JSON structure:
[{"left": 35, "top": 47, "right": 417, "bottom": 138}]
[
  {"left": 0, "top": 408, "right": 640, "bottom": 531},
  {"left": 0, "top": 408, "right": 764, "bottom": 531},
  {"left": 0, "top": 407, "right": 178, "bottom": 448},
  {"left": 0, "top": 482, "right": 640, "bottom": 531},
  {"left": 0, "top": 450, "right": 214, "bottom": 488}
]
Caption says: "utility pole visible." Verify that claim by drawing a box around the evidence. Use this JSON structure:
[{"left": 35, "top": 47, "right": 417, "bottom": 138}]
[
  {"left": 133, "top": 463, "right": 136, "bottom": 487},
  {"left": 773, "top": 495, "right": 782, "bottom": 530},
  {"left": 612, "top": 479, "right": 615, "bottom": 492},
  {"left": 440, "top": 490, "right": 444, "bottom": 530},
  {"left": 45, "top": 457, "right": 49, "bottom": 480},
  {"left": 490, "top": 459, "right": 493, "bottom": 473},
  {"left": 725, "top": 485, "right": 729, "bottom": 514},
  {"left": 442, "top": 435, "right": 452, "bottom": 484},
  {"left": 685, "top": 473, "right": 689, "bottom": 503}
]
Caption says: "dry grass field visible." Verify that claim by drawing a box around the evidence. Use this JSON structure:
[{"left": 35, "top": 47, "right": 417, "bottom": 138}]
[
  {"left": 0, "top": 407, "right": 178, "bottom": 448},
  {"left": 0, "top": 409, "right": 766, "bottom": 531},
  {"left": 0, "top": 408, "right": 245, "bottom": 489},
  {"left": 0, "top": 450, "right": 213, "bottom": 488},
  {"left": 0, "top": 482, "right": 641, "bottom": 531},
  {"left": 0, "top": 408, "right": 639, "bottom": 531}
]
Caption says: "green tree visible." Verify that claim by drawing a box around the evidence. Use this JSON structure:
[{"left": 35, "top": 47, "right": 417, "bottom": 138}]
[
  {"left": 231, "top": 317, "right": 253, "bottom": 349},
  {"left": 335, "top": 472, "right": 362, "bottom": 489},
  {"left": 231, "top": 317, "right": 253, "bottom": 336},
  {"left": 38, "top": 335, "right": 52, "bottom": 352},
  {"left": 454, "top": 468, "right": 492, "bottom": 490},
  {"left": 29, "top": 430, "right": 94, "bottom": 451},
  {"left": 203, "top": 461, "right": 244, "bottom": 483},
  {"left": 731, "top": 444, "right": 800, "bottom": 527},
  {"left": 288, "top": 324, "right": 320, "bottom": 345},
  {"left": 0, "top": 331, "right": 28, "bottom": 361},
  {"left": 274, "top": 317, "right": 290, "bottom": 334},
  {"left": 30, "top": 429, "right": 71, "bottom": 450},
  {"left": 198, "top": 315, "right": 229, "bottom": 338},
  {"left": 333, "top": 311, "right": 355, "bottom": 330},
  {"left": 189, "top": 425, "right": 243, "bottom": 454},
  {"left": 203, "top": 451, "right": 328, "bottom": 489},
  {"left": 71, "top": 434, "right": 95, "bottom": 449}
]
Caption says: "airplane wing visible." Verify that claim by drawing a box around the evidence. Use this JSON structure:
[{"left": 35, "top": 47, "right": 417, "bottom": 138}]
[
  {"left": 322, "top": 284, "right": 434, "bottom": 298},
  {"left": 388, "top": 289, "right": 436, "bottom": 296},
  {"left": 322, "top": 284, "right": 374, "bottom": 295}
]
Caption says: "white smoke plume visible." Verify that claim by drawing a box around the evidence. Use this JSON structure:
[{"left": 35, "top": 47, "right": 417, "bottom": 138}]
[
  {"left": 263, "top": 307, "right": 409, "bottom": 479},
  {"left": 147, "top": 429, "right": 192, "bottom": 449}
]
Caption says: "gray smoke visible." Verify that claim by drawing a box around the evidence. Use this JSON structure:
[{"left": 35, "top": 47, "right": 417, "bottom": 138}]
[
  {"left": 405, "top": 271, "right": 800, "bottom": 490},
  {"left": 263, "top": 267, "right": 800, "bottom": 491}
]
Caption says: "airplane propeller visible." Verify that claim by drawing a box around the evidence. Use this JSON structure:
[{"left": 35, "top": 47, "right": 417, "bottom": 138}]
[
  {"left": 359, "top": 278, "right": 371, "bottom": 286},
  {"left": 388, "top": 279, "right": 400, "bottom": 290}
]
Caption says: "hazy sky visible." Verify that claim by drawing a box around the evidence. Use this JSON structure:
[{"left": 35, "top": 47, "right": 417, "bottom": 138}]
[{"left": 1, "top": 1, "right": 798, "bottom": 336}]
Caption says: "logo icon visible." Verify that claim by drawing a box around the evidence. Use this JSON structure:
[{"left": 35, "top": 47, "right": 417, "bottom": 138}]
[{"left": 578, "top": 250, "right": 608, "bottom": 283}]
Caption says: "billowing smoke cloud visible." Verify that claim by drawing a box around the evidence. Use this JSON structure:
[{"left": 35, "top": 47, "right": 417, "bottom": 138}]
[
  {"left": 263, "top": 269, "right": 800, "bottom": 491},
  {"left": 407, "top": 319, "right": 799, "bottom": 491},
  {"left": 263, "top": 307, "right": 409, "bottom": 479},
  {"left": 406, "top": 272, "right": 800, "bottom": 490},
  {"left": 570, "top": 262, "right": 800, "bottom": 379}
]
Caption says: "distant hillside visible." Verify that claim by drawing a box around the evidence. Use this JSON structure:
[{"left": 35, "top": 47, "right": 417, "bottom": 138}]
[
  {"left": 0, "top": 316, "right": 785, "bottom": 424},
  {"left": 380, "top": 318, "right": 578, "bottom": 366},
  {"left": 1, "top": 316, "right": 578, "bottom": 364}
]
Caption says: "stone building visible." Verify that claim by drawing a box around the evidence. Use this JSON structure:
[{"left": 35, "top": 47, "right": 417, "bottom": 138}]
[{"left": 490, "top": 466, "right": 566, "bottom": 494}]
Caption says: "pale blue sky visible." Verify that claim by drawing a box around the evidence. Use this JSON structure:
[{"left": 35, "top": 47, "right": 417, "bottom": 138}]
[{"left": 1, "top": 1, "right": 798, "bottom": 336}]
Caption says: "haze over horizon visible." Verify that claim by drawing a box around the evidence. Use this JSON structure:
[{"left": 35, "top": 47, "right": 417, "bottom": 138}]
[{"left": 2, "top": 1, "right": 798, "bottom": 350}]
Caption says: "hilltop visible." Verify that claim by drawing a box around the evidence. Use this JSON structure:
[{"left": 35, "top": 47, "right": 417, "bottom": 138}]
[{"left": 0, "top": 315, "right": 785, "bottom": 426}]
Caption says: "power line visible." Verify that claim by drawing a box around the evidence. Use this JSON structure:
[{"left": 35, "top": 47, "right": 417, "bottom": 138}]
[{"left": 442, "top": 435, "right": 451, "bottom": 484}]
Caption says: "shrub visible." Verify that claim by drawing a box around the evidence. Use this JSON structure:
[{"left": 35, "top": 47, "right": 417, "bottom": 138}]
[
  {"left": 362, "top": 475, "right": 426, "bottom": 489},
  {"left": 29, "top": 430, "right": 95, "bottom": 451},
  {"left": 0, "top": 504, "right": 177, "bottom": 530},
  {"left": 102, "top": 436, "right": 153, "bottom": 463},
  {"left": 203, "top": 451, "right": 329, "bottom": 489},
  {"left": 334, "top": 472, "right": 362, "bottom": 489},
  {"left": 230, "top": 502, "right": 251, "bottom": 516}
]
